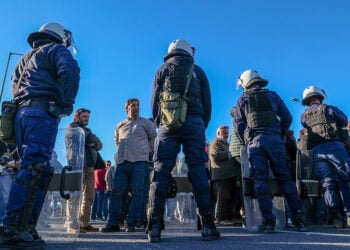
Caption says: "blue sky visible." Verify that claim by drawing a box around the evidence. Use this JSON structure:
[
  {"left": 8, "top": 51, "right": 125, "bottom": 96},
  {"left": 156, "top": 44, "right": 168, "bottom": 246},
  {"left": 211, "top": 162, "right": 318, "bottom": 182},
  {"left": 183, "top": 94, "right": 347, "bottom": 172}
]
[{"left": 1, "top": 0, "right": 350, "bottom": 163}]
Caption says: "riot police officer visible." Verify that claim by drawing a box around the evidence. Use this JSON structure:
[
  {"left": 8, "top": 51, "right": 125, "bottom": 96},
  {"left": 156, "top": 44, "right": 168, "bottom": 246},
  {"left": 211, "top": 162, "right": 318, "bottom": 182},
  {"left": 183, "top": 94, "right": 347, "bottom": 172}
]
[
  {"left": 148, "top": 39, "right": 219, "bottom": 242},
  {"left": 234, "top": 69, "right": 307, "bottom": 233},
  {"left": 0, "top": 23, "right": 80, "bottom": 249},
  {"left": 301, "top": 86, "right": 350, "bottom": 228}
]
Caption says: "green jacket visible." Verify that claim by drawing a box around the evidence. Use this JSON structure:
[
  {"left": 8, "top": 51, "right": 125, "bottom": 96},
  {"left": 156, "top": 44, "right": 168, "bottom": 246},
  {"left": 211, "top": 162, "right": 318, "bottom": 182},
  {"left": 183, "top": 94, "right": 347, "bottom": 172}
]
[{"left": 229, "top": 125, "right": 243, "bottom": 158}]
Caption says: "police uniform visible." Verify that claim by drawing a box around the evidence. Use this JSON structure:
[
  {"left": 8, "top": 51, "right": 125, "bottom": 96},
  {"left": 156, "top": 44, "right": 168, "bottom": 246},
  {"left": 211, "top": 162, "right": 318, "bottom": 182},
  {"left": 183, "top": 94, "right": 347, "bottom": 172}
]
[
  {"left": 1, "top": 23, "right": 80, "bottom": 247},
  {"left": 301, "top": 103, "right": 350, "bottom": 223},
  {"left": 234, "top": 69, "right": 306, "bottom": 232},
  {"left": 148, "top": 39, "right": 219, "bottom": 242}
]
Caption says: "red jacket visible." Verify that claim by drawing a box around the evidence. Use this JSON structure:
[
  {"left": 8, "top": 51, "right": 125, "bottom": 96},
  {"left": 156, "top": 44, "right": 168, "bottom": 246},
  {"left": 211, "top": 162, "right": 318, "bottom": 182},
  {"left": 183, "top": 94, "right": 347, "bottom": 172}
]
[{"left": 94, "top": 168, "right": 107, "bottom": 190}]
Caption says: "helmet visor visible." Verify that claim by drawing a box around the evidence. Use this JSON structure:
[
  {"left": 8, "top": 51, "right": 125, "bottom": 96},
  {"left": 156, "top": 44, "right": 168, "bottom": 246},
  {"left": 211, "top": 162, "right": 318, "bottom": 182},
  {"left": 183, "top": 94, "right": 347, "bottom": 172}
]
[
  {"left": 69, "top": 36, "right": 78, "bottom": 56},
  {"left": 236, "top": 77, "right": 242, "bottom": 90},
  {"left": 64, "top": 29, "right": 78, "bottom": 55}
]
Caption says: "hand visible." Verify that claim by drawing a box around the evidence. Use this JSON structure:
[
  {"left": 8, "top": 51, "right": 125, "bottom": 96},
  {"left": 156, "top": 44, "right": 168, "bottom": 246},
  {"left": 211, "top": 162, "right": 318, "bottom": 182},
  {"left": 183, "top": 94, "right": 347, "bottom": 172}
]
[
  {"left": 235, "top": 156, "right": 241, "bottom": 164},
  {"left": 61, "top": 104, "right": 73, "bottom": 116},
  {"left": 14, "top": 161, "right": 20, "bottom": 169}
]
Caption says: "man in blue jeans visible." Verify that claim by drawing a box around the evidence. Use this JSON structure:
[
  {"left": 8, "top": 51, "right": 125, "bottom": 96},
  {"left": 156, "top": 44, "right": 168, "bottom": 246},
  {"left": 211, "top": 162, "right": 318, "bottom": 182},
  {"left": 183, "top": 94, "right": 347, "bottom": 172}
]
[
  {"left": 100, "top": 98, "right": 156, "bottom": 233},
  {"left": 91, "top": 166, "right": 108, "bottom": 221}
]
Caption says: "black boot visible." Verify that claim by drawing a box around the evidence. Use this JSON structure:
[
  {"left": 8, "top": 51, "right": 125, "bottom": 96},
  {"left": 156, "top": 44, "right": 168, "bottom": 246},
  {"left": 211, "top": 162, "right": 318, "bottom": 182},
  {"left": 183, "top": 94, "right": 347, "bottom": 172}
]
[
  {"left": 200, "top": 214, "right": 220, "bottom": 241},
  {"left": 258, "top": 219, "right": 275, "bottom": 233},
  {"left": 330, "top": 208, "right": 346, "bottom": 229},
  {"left": 0, "top": 226, "right": 45, "bottom": 249},
  {"left": 292, "top": 212, "right": 308, "bottom": 232},
  {"left": 146, "top": 215, "right": 163, "bottom": 243}
]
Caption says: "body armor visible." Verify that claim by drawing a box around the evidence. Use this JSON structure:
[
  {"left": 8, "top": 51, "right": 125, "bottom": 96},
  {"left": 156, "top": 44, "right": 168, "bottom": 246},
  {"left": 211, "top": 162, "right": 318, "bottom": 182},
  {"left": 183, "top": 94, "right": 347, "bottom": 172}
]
[
  {"left": 304, "top": 104, "right": 339, "bottom": 149},
  {"left": 245, "top": 89, "right": 277, "bottom": 128}
]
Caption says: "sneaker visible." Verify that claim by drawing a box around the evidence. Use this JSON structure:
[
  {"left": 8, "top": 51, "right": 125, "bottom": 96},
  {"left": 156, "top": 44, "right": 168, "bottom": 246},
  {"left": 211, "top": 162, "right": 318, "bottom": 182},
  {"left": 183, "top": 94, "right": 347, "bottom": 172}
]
[
  {"left": 67, "top": 228, "right": 86, "bottom": 234},
  {"left": 81, "top": 224, "right": 99, "bottom": 232},
  {"left": 125, "top": 225, "right": 136, "bottom": 232},
  {"left": 96, "top": 217, "right": 105, "bottom": 221},
  {"left": 218, "top": 220, "right": 233, "bottom": 226},
  {"left": 100, "top": 225, "right": 120, "bottom": 233}
]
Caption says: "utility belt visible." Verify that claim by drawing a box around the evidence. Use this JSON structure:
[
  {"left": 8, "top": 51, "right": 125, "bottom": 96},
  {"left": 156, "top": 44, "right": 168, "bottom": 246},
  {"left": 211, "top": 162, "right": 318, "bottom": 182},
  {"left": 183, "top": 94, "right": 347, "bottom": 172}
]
[
  {"left": 244, "top": 129, "right": 280, "bottom": 144},
  {"left": 19, "top": 99, "right": 61, "bottom": 117},
  {"left": 306, "top": 138, "right": 339, "bottom": 150}
]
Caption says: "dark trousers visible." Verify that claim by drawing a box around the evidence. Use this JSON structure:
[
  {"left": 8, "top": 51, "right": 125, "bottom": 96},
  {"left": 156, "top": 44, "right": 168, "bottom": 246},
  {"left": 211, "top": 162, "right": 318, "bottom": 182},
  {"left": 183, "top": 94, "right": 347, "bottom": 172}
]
[{"left": 213, "top": 177, "right": 240, "bottom": 221}]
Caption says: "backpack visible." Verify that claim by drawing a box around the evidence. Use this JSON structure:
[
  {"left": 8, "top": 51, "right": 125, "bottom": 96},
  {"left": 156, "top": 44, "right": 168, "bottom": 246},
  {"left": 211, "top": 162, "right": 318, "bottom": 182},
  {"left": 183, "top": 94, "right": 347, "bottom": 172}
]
[{"left": 159, "top": 63, "right": 194, "bottom": 130}]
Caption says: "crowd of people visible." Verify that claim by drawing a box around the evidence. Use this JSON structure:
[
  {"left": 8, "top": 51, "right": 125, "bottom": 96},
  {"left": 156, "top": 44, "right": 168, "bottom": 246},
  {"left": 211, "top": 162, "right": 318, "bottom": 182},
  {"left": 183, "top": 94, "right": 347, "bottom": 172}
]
[{"left": 0, "top": 22, "right": 350, "bottom": 249}]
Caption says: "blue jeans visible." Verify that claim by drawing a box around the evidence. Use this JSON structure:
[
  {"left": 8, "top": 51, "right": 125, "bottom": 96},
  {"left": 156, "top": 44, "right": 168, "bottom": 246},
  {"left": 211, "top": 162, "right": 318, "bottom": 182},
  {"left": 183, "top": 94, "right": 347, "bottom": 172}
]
[
  {"left": 313, "top": 141, "right": 350, "bottom": 212},
  {"left": 138, "top": 164, "right": 153, "bottom": 223},
  {"left": 91, "top": 192, "right": 97, "bottom": 219},
  {"left": 0, "top": 170, "right": 15, "bottom": 224},
  {"left": 151, "top": 116, "right": 211, "bottom": 217},
  {"left": 107, "top": 161, "right": 146, "bottom": 226},
  {"left": 4, "top": 106, "right": 59, "bottom": 226},
  {"left": 102, "top": 190, "right": 109, "bottom": 219},
  {"left": 91, "top": 190, "right": 108, "bottom": 219}
]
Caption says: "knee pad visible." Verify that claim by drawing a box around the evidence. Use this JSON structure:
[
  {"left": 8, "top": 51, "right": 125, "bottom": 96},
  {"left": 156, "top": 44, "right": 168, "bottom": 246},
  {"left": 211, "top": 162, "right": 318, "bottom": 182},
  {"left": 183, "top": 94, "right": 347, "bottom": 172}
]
[
  {"left": 20, "top": 162, "right": 49, "bottom": 228},
  {"left": 152, "top": 170, "right": 172, "bottom": 197},
  {"left": 253, "top": 179, "right": 271, "bottom": 197}
]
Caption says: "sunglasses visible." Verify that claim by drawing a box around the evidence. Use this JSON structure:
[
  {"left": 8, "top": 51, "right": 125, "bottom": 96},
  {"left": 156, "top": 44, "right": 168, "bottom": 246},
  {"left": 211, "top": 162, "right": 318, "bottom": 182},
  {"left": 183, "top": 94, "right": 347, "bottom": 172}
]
[
  {"left": 76, "top": 108, "right": 91, "bottom": 115},
  {"left": 220, "top": 126, "right": 229, "bottom": 130}
]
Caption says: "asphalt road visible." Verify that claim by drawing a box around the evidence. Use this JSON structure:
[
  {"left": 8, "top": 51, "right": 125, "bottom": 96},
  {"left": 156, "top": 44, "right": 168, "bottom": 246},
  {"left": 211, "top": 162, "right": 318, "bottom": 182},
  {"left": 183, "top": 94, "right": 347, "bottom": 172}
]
[{"left": 44, "top": 221, "right": 350, "bottom": 250}]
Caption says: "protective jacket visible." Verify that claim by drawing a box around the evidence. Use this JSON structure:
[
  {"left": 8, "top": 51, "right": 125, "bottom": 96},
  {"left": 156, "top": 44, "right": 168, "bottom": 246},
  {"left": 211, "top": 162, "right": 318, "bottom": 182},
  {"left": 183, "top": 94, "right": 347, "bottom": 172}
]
[
  {"left": 12, "top": 41, "right": 80, "bottom": 116},
  {"left": 234, "top": 87, "right": 292, "bottom": 143},
  {"left": 151, "top": 50, "right": 212, "bottom": 128},
  {"left": 301, "top": 103, "right": 348, "bottom": 149}
]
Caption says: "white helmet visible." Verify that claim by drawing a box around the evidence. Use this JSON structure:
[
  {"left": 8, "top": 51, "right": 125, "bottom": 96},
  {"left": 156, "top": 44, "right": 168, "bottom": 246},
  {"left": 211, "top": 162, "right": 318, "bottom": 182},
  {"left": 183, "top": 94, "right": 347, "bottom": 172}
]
[
  {"left": 168, "top": 39, "right": 193, "bottom": 56},
  {"left": 302, "top": 86, "right": 327, "bottom": 106},
  {"left": 236, "top": 69, "right": 268, "bottom": 90},
  {"left": 27, "top": 22, "right": 76, "bottom": 52}
]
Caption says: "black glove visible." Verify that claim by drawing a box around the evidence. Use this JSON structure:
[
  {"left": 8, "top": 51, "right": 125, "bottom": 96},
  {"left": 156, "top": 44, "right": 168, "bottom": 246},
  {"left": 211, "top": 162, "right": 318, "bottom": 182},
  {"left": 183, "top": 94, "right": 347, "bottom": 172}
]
[{"left": 61, "top": 104, "right": 73, "bottom": 116}]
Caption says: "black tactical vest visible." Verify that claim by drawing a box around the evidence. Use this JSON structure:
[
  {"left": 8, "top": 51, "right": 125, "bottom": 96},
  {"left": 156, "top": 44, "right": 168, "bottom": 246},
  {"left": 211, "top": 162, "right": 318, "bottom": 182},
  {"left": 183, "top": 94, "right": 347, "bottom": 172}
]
[
  {"left": 304, "top": 104, "right": 339, "bottom": 147},
  {"left": 245, "top": 89, "right": 277, "bottom": 128},
  {"left": 163, "top": 62, "right": 193, "bottom": 93}
]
